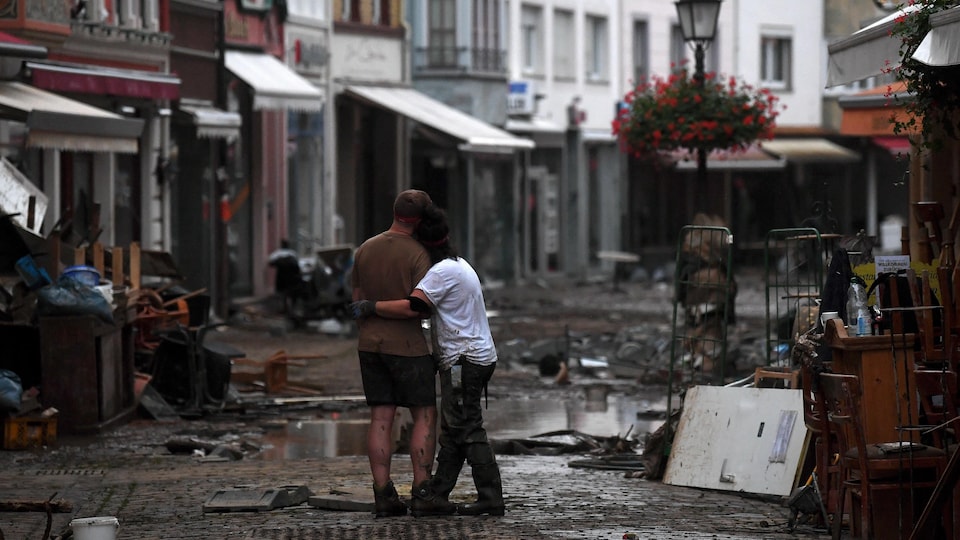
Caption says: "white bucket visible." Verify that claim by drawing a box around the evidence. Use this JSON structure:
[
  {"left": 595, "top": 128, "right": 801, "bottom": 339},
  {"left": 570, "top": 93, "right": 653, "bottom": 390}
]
[{"left": 69, "top": 516, "right": 119, "bottom": 540}]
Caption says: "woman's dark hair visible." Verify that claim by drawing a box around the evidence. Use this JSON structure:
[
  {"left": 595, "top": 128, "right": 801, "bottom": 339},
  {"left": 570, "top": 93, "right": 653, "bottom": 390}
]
[{"left": 417, "top": 204, "right": 458, "bottom": 264}]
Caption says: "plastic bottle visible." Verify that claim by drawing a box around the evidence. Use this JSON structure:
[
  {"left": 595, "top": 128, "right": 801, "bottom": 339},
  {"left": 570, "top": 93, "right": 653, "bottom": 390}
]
[{"left": 846, "top": 278, "right": 871, "bottom": 336}]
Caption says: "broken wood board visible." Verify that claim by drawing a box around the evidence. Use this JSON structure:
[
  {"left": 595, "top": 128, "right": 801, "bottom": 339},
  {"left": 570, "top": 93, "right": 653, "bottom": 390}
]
[
  {"left": 663, "top": 385, "right": 807, "bottom": 497},
  {"left": 0, "top": 157, "right": 47, "bottom": 235},
  {"left": 203, "top": 485, "right": 313, "bottom": 513},
  {"left": 308, "top": 487, "right": 375, "bottom": 512}
]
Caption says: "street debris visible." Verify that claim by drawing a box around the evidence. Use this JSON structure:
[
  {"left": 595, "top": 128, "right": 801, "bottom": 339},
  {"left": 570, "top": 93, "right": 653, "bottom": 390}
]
[{"left": 203, "top": 485, "right": 314, "bottom": 513}]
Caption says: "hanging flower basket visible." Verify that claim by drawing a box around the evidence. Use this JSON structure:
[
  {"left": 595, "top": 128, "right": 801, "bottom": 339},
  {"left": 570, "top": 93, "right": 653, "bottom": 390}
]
[{"left": 612, "top": 67, "right": 782, "bottom": 159}]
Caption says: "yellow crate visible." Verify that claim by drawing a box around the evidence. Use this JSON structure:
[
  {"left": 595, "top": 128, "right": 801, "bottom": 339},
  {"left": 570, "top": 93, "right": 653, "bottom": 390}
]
[{"left": 2, "top": 417, "right": 57, "bottom": 450}]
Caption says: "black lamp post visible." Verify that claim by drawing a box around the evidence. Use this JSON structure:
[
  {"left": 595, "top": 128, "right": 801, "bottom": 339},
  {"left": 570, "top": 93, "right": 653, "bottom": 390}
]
[{"left": 675, "top": 0, "right": 722, "bottom": 188}]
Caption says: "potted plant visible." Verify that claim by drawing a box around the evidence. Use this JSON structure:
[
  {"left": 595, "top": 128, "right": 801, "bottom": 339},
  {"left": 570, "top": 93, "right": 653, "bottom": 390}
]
[
  {"left": 612, "top": 66, "right": 782, "bottom": 161},
  {"left": 889, "top": 0, "right": 960, "bottom": 151}
]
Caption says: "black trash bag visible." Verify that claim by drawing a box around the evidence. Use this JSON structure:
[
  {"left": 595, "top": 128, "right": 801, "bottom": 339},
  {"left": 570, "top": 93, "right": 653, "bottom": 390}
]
[
  {"left": 0, "top": 369, "right": 22, "bottom": 413},
  {"left": 35, "top": 276, "right": 114, "bottom": 324}
]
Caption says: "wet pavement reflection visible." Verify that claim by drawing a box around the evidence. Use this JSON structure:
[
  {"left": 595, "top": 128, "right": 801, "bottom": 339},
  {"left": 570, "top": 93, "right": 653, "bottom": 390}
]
[{"left": 258, "top": 391, "right": 665, "bottom": 460}]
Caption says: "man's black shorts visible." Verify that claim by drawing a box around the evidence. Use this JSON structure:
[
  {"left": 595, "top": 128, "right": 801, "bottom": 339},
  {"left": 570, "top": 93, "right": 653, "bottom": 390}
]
[{"left": 359, "top": 351, "right": 437, "bottom": 407}]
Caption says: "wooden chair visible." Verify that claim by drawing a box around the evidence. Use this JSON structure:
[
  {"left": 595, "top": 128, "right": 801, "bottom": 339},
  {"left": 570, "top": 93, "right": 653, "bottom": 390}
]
[
  {"left": 819, "top": 372, "right": 950, "bottom": 540},
  {"left": 754, "top": 366, "right": 799, "bottom": 389},
  {"left": 799, "top": 362, "right": 841, "bottom": 525},
  {"left": 914, "top": 369, "right": 960, "bottom": 451},
  {"left": 913, "top": 369, "right": 960, "bottom": 537}
]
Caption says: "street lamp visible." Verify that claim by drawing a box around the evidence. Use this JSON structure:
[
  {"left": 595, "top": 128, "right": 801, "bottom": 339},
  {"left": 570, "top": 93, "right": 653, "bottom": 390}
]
[{"left": 675, "top": 0, "right": 721, "bottom": 188}]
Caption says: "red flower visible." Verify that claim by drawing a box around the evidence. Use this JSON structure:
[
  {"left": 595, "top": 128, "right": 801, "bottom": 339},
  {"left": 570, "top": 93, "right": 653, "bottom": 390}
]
[{"left": 613, "top": 67, "right": 781, "bottom": 158}]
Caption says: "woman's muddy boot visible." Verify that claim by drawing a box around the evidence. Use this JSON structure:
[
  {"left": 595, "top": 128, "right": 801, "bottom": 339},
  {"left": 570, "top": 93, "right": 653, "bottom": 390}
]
[
  {"left": 431, "top": 448, "right": 466, "bottom": 500},
  {"left": 409, "top": 481, "right": 457, "bottom": 517},
  {"left": 457, "top": 462, "right": 504, "bottom": 516},
  {"left": 373, "top": 481, "right": 407, "bottom": 517}
]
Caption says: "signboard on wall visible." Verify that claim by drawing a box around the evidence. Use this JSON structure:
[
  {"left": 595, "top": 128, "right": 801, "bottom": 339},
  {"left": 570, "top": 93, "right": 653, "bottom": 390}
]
[
  {"left": 238, "top": 0, "right": 273, "bottom": 12},
  {"left": 507, "top": 80, "right": 535, "bottom": 116}
]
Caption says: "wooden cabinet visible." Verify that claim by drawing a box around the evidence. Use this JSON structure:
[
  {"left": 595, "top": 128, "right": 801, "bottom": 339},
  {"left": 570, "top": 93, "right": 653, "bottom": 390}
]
[
  {"left": 824, "top": 319, "right": 919, "bottom": 444},
  {"left": 39, "top": 315, "right": 136, "bottom": 434}
]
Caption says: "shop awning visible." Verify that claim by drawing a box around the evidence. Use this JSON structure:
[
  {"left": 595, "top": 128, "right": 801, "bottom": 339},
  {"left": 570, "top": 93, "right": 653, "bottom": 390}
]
[
  {"left": 345, "top": 85, "right": 534, "bottom": 152},
  {"left": 826, "top": 5, "right": 921, "bottom": 87},
  {"left": 0, "top": 32, "right": 46, "bottom": 59},
  {"left": 504, "top": 117, "right": 563, "bottom": 133},
  {"left": 673, "top": 144, "right": 786, "bottom": 171},
  {"left": 872, "top": 136, "right": 911, "bottom": 157},
  {"left": 760, "top": 138, "right": 860, "bottom": 164},
  {"left": 838, "top": 82, "right": 917, "bottom": 136},
  {"left": 0, "top": 82, "right": 143, "bottom": 153},
  {"left": 224, "top": 51, "right": 323, "bottom": 112},
  {"left": 26, "top": 62, "right": 180, "bottom": 100},
  {"left": 177, "top": 104, "right": 242, "bottom": 139},
  {"left": 913, "top": 6, "right": 960, "bottom": 66}
]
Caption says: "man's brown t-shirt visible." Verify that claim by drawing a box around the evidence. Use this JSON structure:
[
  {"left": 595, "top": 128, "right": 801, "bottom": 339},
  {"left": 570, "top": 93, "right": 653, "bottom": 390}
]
[{"left": 352, "top": 231, "right": 431, "bottom": 356}]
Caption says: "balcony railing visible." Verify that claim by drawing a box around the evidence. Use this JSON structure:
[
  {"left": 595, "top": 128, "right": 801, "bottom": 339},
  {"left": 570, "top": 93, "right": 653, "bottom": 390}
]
[{"left": 414, "top": 47, "right": 506, "bottom": 76}]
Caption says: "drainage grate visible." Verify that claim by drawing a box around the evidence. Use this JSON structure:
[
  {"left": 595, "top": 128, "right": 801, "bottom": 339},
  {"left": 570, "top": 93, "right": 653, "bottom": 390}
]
[
  {"left": 32, "top": 469, "right": 106, "bottom": 476},
  {"left": 245, "top": 520, "right": 533, "bottom": 539}
]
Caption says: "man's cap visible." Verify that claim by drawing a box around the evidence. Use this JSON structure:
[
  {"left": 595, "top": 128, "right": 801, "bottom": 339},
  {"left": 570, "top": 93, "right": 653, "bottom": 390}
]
[{"left": 394, "top": 189, "right": 432, "bottom": 224}]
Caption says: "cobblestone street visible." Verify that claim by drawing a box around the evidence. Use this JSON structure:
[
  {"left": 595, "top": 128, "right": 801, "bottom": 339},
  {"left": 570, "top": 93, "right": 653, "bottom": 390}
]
[{"left": 0, "top": 271, "right": 835, "bottom": 539}]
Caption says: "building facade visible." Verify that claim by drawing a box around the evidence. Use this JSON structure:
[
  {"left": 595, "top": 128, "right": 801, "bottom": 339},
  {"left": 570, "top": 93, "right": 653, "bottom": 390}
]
[{"left": 335, "top": 0, "right": 531, "bottom": 284}]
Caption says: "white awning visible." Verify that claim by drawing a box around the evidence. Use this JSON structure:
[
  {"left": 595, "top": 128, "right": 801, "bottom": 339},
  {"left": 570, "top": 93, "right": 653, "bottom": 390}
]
[
  {"left": 504, "top": 117, "right": 564, "bottom": 133},
  {"left": 225, "top": 51, "right": 323, "bottom": 112},
  {"left": 826, "top": 5, "right": 920, "bottom": 87},
  {"left": 178, "top": 104, "right": 242, "bottom": 139},
  {"left": 673, "top": 145, "right": 786, "bottom": 171},
  {"left": 344, "top": 85, "right": 534, "bottom": 152},
  {"left": 913, "top": 6, "right": 960, "bottom": 66},
  {"left": 582, "top": 129, "right": 617, "bottom": 143},
  {"left": 761, "top": 138, "right": 860, "bottom": 164},
  {"left": 0, "top": 81, "right": 143, "bottom": 153}
]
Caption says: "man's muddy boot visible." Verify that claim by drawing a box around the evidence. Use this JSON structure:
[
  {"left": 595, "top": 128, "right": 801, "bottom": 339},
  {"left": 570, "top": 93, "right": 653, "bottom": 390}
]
[
  {"left": 409, "top": 481, "right": 457, "bottom": 517},
  {"left": 373, "top": 481, "right": 407, "bottom": 517},
  {"left": 458, "top": 444, "right": 504, "bottom": 516}
]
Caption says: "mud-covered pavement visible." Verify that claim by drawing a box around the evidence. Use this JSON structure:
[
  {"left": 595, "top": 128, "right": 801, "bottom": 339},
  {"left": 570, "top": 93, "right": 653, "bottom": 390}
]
[{"left": 0, "top": 270, "right": 834, "bottom": 539}]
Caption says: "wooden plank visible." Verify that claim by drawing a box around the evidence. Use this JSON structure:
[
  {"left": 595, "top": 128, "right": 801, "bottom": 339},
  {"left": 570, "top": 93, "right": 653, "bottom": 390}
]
[
  {"left": 92, "top": 242, "right": 104, "bottom": 276},
  {"left": 73, "top": 247, "right": 85, "bottom": 266},
  {"left": 112, "top": 247, "right": 124, "bottom": 288},
  {"left": 129, "top": 242, "right": 141, "bottom": 289},
  {"left": 45, "top": 230, "right": 60, "bottom": 280}
]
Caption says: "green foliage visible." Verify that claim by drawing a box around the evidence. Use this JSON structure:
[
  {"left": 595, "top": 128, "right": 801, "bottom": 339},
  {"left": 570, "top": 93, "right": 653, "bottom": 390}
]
[
  {"left": 889, "top": 0, "right": 960, "bottom": 151},
  {"left": 612, "top": 66, "right": 782, "bottom": 159}
]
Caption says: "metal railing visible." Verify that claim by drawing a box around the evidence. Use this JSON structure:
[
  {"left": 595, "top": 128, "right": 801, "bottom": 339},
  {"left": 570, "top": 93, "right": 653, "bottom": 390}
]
[{"left": 413, "top": 47, "right": 506, "bottom": 75}]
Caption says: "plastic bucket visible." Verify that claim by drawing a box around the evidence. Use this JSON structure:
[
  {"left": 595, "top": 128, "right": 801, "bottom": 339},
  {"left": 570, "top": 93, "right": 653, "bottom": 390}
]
[
  {"left": 62, "top": 265, "right": 101, "bottom": 287},
  {"left": 69, "top": 516, "right": 119, "bottom": 540}
]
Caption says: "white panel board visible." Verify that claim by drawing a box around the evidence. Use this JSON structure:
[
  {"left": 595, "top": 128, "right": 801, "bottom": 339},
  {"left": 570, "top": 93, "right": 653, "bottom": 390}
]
[
  {"left": 0, "top": 157, "right": 46, "bottom": 235},
  {"left": 663, "top": 385, "right": 807, "bottom": 497}
]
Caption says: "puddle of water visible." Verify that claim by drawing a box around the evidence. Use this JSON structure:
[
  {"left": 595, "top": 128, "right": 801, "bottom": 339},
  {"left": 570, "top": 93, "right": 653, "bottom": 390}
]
[
  {"left": 483, "top": 393, "right": 666, "bottom": 441},
  {"left": 257, "top": 393, "right": 666, "bottom": 460}
]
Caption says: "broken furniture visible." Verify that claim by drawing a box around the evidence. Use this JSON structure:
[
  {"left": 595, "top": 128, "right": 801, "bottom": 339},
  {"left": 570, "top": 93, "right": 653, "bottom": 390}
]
[
  {"left": 823, "top": 318, "right": 919, "bottom": 444},
  {"left": 38, "top": 314, "right": 136, "bottom": 434},
  {"left": 819, "top": 372, "right": 950, "bottom": 540},
  {"left": 231, "top": 350, "right": 327, "bottom": 394},
  {"left": 799, "top": 360, "right": 841, "bottom": 527},
  {"left": 753, "top": 366, "right": 799, "bottom": 389},
  {"left": 596, "top": 250, "right": 640, "bottom": 292}
]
